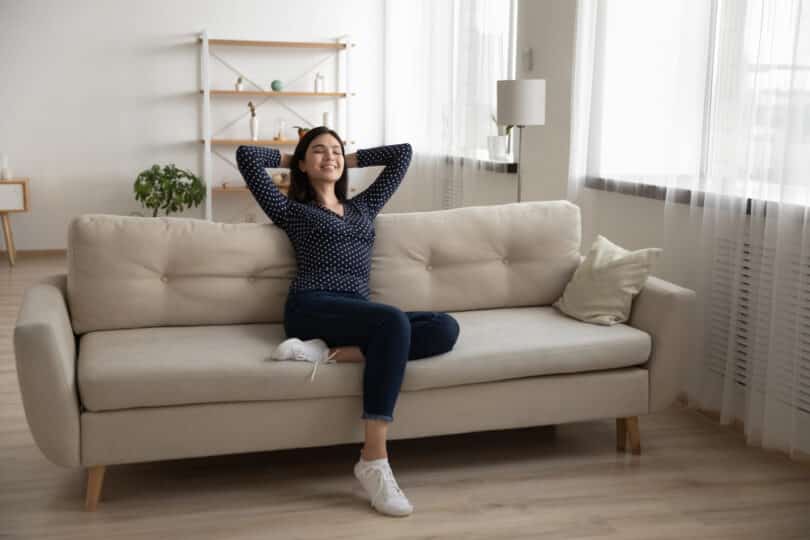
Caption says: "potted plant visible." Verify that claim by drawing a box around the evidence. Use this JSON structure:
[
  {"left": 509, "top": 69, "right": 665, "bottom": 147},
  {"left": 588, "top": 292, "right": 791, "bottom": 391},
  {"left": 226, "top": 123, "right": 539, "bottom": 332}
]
[
  {"left": 235, "top": 76, "right": 244, "bottom": 91},
  {"left": 133, "top": 164, "right": 205, "bottom": 217},
  {"left": 488, "top": 113, "right": 510, "bottom": 160},
  {"left": 248, "top": 101, "right": 258, "bottom": 140},
  {"left": 293, "top": 125, "right": 310, "bottom": 140}
]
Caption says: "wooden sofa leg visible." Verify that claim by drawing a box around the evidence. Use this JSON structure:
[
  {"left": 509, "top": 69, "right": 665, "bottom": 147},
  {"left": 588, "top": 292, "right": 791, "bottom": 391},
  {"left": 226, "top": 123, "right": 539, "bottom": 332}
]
[
  {"left": 616, "top": 417, "right": 642, "bottom": 455},
  {"left": 616, "top": 418, "right": 627, "bottom": 451},
  {"left": 85, "top": 465, "right": 106, "bottom": 511}
]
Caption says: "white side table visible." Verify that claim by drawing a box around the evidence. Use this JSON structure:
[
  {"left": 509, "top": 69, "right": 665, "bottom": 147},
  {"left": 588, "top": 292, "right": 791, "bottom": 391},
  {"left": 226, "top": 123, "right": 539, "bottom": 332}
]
[{"left": 0, "top": 178, "right": 30, "bottom": 266}]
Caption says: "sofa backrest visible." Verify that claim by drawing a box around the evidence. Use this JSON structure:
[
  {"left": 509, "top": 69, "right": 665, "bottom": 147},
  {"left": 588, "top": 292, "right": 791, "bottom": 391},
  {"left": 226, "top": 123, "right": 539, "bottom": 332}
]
[{"left": 67, "top": 200, "right": 581, "bottom": 334}]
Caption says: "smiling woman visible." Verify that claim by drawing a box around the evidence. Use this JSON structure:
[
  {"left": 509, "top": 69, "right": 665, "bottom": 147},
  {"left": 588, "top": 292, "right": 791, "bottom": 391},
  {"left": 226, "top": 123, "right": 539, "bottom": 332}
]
[{"left": 235, "top": 133, "right": 461, "bottom": 517}]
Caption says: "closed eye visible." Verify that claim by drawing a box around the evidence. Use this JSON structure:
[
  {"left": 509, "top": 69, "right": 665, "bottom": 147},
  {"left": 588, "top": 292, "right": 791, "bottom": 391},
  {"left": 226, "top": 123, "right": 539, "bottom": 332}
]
[{"left": 313, "top": 144, "right": 342, "bottom": 153}]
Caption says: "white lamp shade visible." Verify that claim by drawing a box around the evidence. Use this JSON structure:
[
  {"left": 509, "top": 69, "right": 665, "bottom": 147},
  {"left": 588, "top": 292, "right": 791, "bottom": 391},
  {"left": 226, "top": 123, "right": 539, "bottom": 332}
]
[{"left": 497, "top": 79, "right": 546, "bottom": 126}]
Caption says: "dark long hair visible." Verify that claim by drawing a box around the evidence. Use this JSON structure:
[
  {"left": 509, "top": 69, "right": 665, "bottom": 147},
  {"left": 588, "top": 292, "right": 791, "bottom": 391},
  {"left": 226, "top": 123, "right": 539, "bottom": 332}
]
[{"left": 288, "top": 126, "right": 349, "bottom": 204}]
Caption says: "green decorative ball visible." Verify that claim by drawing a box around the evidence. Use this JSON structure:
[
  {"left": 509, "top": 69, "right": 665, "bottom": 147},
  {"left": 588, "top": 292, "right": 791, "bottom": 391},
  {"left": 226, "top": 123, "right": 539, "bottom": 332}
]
[{"left": 271, "top": 80, "right": 283, "bottom": 91}]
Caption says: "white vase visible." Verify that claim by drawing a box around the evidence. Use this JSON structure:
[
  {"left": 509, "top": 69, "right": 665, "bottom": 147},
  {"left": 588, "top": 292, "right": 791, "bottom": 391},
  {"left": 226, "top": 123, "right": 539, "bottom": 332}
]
[
  {"left": 487, "top": 135, "right": 509, "bottom": 161},
  {"left": 250, "top": 116, "right": 259, "bottom": 141},
  {"left": 0, "top": 154, "right": 9, "bottom": 180}
]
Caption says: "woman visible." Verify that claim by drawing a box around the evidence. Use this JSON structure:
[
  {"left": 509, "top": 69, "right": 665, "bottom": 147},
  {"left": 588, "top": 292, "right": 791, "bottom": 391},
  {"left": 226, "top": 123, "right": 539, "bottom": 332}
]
[{"left": 235, "top": 127, "right": 460, "bottom": 517}]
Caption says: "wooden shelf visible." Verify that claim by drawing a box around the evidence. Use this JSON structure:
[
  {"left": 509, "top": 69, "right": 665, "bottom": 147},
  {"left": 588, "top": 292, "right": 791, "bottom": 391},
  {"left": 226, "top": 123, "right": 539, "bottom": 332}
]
[
  {"left": 203, "top": 139, "right": 352, "bottom": 146},
  {"left": 202, "top": 38, "right": 347, "bottom": 49},
  {"left": 205, "top": 89, "right": 348, "bottom": 98},
  {"left": 204, "top": 139, "right": 299, "bottom": 146},
  {"left": 213, "top": 185, "right": 251, "bottom": 192}
]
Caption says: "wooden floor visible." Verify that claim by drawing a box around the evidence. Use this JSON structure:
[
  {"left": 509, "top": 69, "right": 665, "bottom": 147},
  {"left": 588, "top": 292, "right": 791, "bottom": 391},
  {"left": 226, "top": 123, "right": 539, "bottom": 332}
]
[{"left": 2, "top": 253, "right": 809, "bottom": 539}]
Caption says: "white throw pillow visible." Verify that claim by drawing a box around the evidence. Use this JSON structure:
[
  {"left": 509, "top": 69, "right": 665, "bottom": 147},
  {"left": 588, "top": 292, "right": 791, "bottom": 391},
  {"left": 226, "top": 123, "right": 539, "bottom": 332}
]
[{"left": 553, "top": 235, "right": 663, "bottom": 326}]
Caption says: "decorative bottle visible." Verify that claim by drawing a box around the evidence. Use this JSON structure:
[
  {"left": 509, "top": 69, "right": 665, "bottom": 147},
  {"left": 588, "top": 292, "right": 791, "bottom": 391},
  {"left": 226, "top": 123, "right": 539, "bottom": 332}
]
[{"left": 0, "top": 154, "right": 11, "bottom": 180}]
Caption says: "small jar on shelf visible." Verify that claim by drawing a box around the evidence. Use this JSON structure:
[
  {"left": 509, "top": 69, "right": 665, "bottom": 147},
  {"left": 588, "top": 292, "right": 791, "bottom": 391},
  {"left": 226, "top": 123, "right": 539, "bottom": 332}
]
[{"left": 314, "top": 72, "right": 325, "bottom": 93}]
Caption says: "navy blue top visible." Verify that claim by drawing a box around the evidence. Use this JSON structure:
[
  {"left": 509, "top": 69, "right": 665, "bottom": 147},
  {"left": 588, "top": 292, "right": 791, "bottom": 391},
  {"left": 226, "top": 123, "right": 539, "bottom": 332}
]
[{"left": 235, "top": 143, "right": 413, "bottom": 299}]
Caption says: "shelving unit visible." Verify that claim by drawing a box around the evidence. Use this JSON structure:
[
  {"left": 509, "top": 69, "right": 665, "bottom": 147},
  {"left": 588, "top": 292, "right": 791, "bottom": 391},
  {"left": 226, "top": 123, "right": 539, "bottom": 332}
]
[
  {"left": 204, "top": 90, "right": 347, "bottom": 97},
  {"left": 198, "top": 30, "right": 355, "bottom": 221}
]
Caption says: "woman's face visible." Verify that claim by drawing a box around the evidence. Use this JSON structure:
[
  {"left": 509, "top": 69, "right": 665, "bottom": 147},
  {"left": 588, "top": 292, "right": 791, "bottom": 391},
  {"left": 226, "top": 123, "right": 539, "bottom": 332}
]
[{"left": 299, "top": 133, "right": 344, "bottom": 184}]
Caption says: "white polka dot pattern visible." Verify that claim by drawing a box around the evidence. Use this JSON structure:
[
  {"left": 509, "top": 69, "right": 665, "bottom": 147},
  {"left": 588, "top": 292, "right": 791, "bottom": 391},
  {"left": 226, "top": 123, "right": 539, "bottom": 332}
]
[{"left": 236, "top": 143, "right": 413, "bottom": 299}]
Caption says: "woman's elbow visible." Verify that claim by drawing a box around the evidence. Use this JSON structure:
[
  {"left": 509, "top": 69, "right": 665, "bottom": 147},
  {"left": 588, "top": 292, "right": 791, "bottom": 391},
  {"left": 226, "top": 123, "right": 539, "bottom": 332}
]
[
  {"left": 401, "top": 142, "right": 413, "bottom": 163},
  {"left": 236, "top": 145, "right": 251, "bottom": 165},
  {"left": 405, "top": 143, "right": 414, "bottom": 167}
]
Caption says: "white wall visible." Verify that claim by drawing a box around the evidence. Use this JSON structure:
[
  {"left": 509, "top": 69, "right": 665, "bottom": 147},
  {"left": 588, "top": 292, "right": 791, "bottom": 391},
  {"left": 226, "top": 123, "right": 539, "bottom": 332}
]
[
  {"left": 0, "top": 0, "right": 385, "bottom": 249},
  {"left": 516, "top": 0, "right": 576, "bottom": 203}
]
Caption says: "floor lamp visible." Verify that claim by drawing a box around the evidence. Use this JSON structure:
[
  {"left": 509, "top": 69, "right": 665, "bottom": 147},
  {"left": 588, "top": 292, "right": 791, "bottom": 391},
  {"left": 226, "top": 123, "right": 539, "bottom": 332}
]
[{"left": 496, "top": 79, "right": 546, "bottom": 202}]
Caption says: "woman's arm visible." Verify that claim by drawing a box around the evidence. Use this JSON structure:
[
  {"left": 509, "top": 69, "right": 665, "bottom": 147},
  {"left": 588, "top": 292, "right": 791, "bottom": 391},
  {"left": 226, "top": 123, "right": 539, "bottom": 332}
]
[
  {"left": 235, "top": 145, "right": 290, "bottom": 228},
  {"left": 350, "top": 143, "right": 412, "bottom": 216}
]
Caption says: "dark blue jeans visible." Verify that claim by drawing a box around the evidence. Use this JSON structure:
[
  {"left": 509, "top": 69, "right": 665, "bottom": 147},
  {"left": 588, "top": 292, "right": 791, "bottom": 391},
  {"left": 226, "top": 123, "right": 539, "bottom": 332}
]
[{"left": 283, "top": 289, "right": 460, "bottom": 422}]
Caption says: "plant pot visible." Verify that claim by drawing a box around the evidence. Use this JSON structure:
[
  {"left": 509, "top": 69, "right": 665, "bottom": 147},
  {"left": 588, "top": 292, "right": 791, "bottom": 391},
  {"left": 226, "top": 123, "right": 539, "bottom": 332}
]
[
  {"left": 250, "top": 116, "right": 259, "bottom": 141},
  {"left": 487, "top": 135, "right": 509, "bottom": 161}
]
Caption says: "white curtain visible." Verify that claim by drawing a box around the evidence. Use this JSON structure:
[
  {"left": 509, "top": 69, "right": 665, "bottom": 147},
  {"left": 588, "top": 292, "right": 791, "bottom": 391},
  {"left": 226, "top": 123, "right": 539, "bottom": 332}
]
[
  {"left": 571, "top": 0, "right": 810, "bottom": 459},
  {"left": 383, "top": 0, "right": 513, "bottom": 209}
]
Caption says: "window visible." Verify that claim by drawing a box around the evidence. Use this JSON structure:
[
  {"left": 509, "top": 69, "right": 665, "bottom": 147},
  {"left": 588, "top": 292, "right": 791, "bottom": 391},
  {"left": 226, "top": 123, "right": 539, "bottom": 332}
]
[
  {"left": 583, "top": 0, "right": 810, "bottom": 205},
  {"left": 384, "top": 0, "right": 516, "bottom": 161},
  {"left": 589, "top": 0, "right": 713, "bottom": 188}
]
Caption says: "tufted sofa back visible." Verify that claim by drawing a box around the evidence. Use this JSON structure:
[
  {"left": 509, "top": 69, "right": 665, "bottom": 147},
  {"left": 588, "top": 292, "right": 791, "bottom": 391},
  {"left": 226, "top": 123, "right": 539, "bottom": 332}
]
[{"left": 67, "top": 200, "right": 581, "bottom": 334}]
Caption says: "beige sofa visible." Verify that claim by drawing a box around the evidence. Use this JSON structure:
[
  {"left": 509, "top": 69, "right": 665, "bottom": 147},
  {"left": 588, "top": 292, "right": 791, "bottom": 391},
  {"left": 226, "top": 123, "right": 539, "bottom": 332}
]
[{"left": 14, "top": 200, "right": 695, "bottom": 511}]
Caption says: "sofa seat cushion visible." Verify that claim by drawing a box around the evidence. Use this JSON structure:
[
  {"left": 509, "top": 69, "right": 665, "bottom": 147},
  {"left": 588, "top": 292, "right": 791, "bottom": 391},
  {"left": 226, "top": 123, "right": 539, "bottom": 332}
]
[{"left": 77, "top": 307, "right": 652, "bottom": 412}]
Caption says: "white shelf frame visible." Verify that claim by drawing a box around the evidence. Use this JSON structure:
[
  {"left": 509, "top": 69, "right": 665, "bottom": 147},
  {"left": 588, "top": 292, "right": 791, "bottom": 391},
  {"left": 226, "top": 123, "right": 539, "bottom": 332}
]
[{"left": 198, "top": 30, "right": 354, "bottom": 222}]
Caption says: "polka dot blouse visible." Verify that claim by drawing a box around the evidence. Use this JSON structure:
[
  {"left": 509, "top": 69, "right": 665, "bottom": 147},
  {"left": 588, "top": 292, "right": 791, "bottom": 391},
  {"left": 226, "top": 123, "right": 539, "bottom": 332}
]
[{"left": 235, "top": 143, "right": 413, "bottom": 299}]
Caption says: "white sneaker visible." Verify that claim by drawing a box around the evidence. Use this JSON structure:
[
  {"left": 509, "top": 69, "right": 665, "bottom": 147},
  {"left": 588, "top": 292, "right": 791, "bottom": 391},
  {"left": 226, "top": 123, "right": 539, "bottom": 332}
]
[
  {"left": 270, "top": 338, "right": 337, "bottom": 381},
  {"left": 353, "top": 456, "right": 413, "bottom": 517}
]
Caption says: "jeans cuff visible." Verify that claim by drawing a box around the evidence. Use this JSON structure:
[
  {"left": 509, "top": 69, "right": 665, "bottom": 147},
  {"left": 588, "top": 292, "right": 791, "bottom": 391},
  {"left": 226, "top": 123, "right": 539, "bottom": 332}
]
[{"left": 362, "top": 412, "right": 393, "bottom": 422}]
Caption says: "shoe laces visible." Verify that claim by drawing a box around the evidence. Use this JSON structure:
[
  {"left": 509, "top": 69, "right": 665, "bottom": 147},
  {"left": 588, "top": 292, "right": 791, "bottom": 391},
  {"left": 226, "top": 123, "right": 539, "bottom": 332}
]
[
  {"left": 366, "top": 462, "right": 406, "bottom": 504},
  {"left": 307, "top": 348, "right": 338, "bottom": 382}
]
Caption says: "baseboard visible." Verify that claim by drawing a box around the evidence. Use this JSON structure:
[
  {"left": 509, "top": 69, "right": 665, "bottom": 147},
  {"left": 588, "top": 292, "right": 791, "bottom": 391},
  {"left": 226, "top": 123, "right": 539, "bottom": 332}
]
[{"left": 0, "top": 249, "right": 67, "bottom": 256}]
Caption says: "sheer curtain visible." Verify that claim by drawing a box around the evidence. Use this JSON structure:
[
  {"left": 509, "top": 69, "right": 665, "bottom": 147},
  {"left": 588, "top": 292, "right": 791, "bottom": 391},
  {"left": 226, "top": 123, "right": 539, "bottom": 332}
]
[
  {"left": 383, "top": 0, "right": 513, "bottom": 210},
  {"left": 571, "top": 0, "right": 810, "bottom": 459}
]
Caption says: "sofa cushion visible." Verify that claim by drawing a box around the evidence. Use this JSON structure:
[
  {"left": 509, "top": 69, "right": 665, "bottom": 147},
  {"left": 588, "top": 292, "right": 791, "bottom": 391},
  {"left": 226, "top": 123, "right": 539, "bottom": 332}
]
[
  {"left": 67, "top": 201, "right": 581, "bottom": 334},
  {"left": 78, "top": 306, "right": 652, "bottom": 412}
]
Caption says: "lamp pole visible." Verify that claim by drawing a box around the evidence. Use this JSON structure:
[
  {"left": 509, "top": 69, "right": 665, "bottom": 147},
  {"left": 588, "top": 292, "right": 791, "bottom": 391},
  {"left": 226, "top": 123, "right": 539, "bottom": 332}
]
[{"left": 517, "top": 125, "right": 524, "bottom": 202}]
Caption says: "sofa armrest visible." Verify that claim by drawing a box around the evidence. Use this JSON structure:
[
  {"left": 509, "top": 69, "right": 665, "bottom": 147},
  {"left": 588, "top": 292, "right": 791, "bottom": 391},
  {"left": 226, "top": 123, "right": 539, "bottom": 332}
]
[
  {"left": 14, "top": 273, "right": 81, "bottom": 467},
  {"left": 628, "top": 275, "right": 697, "bottom": 413}
]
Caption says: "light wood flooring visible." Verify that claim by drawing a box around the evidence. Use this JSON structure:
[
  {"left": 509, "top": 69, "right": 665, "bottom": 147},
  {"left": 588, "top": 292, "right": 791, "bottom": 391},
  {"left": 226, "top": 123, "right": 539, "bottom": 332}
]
[{"left": 2, "top": 252, "right": 809, "bottom": 539}]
